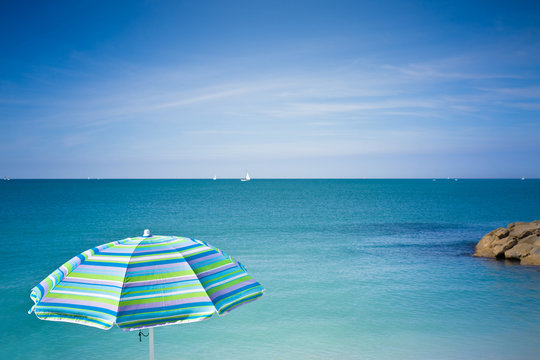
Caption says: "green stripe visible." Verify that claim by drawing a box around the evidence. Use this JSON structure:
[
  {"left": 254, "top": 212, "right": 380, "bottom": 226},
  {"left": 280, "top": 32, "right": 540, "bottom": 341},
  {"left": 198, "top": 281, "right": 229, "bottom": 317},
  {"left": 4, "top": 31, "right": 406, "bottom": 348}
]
[
  {"left": 121, "top": 283, "right": 202, "bottom": 296},
  {"left": 193, "top": 259, "right": 230, "bottom": 274},
  {"left": 68, "top": 272, "right": 124, "bottom": 282},
  {"left": 182, "top": 248, "right": 213, "bottom": 259},
  {"left": 45, "top": 292, "right": 118, "bottom": 305},
  {"left": 201, "top": 269, "right": 244, "bottom": 287},
  {"left": 207, "top": 275, "right": 251, "bottom": 295},
  {"left": 56, "top": 285, "right": 120, "bottom": 295},
  {"left": 128, "top": 255, "right": 184, "bottom": 265},
  {"left": 125, "top": 270, "right": 195, "bottom": 282},
  {"left": 119, "top": 291, "right": 209, "bottom": 306},
  {"left": 219, "top": 292, "right": 263, "bottom": 314},
  {"left": 216, "top": 287, "right": 262, "bottom": 309}
]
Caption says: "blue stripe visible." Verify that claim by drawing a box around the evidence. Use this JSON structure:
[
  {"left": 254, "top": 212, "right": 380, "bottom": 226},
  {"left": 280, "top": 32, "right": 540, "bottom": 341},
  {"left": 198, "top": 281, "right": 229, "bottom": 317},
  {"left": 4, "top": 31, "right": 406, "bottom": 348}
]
[
  {"left": 200, "top": 267, "right": 242, "bottom": 284},
  {"left": 56, "top": 284, "right": 122, "bottom": 293},
  {"left": 220, "top": 292, "right": 263, "bottom": 313},
  {"left": 212, "top": 283, "right": 261, "bottom": 303},
  {"left": 188, "top": 256, "right": 230, "bottom": 270},
  {"left": 116, "top": 306, "right": 213, "bottom": 322},
  {"left": 131, "top": 248, "right": 185, "bottom": 256},
  {"left": 117, "top": 301, "right": 214, "bottom": 316},
  {"left": 124, "top": 266, "right": 193, "bottom": 277},
  {"left": 120, "top": 280, "right": 202, "bottom": 295},
  {"left": 175, "top": 243, "right": 203, "bottom": 252},
  {"left": 92, "top": 246, "right": 103, "bottom": 254},
  {"left": 216, "top": 288, "right": 264, "bottom": 312},
  {"left": 59, "top": 280, "right": 122, "bottom": 289},
  {"left": 36, "top": 283, "right": 45, "bottom": 299},
  {"left": 89, "top": 252, "right": 132, "bottom": 256},
  {"left": 184, "top": 249, "right": 217, "bottom": 261},
  {"left": 37, "top": 302, "right": 117, "bottom": 316}
]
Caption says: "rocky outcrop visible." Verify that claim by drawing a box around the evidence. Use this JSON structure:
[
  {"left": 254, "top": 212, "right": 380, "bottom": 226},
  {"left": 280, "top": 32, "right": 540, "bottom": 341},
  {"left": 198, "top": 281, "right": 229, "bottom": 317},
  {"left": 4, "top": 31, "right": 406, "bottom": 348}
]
[{"left": 474, "top": 220, "right": 540, "bottom": 265}]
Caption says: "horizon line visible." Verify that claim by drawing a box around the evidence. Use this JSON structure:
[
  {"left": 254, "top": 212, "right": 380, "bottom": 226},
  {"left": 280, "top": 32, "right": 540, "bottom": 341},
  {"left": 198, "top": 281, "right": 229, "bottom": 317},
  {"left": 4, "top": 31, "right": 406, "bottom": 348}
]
[{"left": 2, "top": 177, "right": 538, "bottom": 180}]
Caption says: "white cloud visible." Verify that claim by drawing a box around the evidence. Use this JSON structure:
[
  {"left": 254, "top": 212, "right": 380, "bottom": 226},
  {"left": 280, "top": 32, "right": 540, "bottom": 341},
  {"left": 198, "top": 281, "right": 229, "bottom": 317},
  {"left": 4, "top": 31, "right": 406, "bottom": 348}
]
[
  {"left": 479, "top": 86, "right": 540, "bottom": 99},
  {"left": 3, "top": 48, "right": 539, "bottom": 173}
]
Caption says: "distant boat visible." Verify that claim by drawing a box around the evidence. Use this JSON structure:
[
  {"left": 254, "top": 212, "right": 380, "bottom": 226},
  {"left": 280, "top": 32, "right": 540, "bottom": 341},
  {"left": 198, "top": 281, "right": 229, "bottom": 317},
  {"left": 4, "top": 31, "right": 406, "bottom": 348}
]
[
  {"left": 213, "top": 175, "right": 217, "bottom": 181},
  {"left": 521, "top": 177, "right": 525, "bottom": 181},
  {"left": 241, "top": 171, "right": 251, "bottom": 182}
]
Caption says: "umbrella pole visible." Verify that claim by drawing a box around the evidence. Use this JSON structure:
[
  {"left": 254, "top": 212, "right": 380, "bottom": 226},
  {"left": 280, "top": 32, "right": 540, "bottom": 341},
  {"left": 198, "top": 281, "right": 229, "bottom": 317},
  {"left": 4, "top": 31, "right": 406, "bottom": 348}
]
[{"left": 149, "top": 328, "right": 155, "bottom": 360}]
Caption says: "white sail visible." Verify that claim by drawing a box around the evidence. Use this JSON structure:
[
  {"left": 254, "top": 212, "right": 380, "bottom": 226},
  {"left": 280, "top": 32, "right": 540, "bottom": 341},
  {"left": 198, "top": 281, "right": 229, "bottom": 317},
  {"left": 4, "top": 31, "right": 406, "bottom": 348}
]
[{"left": 241, "top": 170, "right": 251, "bottom": 181}]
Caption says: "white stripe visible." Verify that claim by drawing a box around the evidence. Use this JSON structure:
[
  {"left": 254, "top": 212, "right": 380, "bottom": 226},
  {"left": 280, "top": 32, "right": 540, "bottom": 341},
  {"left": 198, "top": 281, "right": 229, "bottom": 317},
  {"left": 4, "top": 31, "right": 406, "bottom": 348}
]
[
  {"left": 197, "top": 262, "right": 231, "bottom": 276},
  {"left": 130, "top": 253, "right": 183, "bottom": 262},
  {"left": 86, "top": 255, "right": 132, "bottom": 262},
  {"left": 204, "top": 273, "right": 246, "bottom": 290},
  {"left": 121, "top": 288, "right": 207, "bottom": 301},
  {"left": 179, "top": 247, "right": 212, "bottom": 257},
  {"left": 125, "top": 274, "right": 198, "bottom": 286},
  {"left": 63, "top": 278, "right": 124, "bottom": 287}
]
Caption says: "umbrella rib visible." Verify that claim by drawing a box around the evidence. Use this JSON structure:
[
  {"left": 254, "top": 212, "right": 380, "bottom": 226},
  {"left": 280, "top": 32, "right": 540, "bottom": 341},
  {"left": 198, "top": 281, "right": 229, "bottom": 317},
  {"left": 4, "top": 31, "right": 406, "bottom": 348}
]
[{"left": 112, "top": 237, "right": 146, "bottom": 327}]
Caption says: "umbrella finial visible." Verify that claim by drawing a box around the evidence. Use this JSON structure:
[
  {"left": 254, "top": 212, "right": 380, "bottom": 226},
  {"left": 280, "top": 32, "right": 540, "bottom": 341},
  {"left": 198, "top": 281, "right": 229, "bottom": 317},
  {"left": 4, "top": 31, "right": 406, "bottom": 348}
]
[{"left": 143, "top": 229, "right": 151, "bottom": 237}]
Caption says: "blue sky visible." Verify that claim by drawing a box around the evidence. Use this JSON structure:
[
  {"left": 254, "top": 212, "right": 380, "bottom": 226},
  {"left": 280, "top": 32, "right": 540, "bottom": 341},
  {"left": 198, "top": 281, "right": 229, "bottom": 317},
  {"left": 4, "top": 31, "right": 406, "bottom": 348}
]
[{"left": 1, "top": 0, "right": 539, "bottom": 178}]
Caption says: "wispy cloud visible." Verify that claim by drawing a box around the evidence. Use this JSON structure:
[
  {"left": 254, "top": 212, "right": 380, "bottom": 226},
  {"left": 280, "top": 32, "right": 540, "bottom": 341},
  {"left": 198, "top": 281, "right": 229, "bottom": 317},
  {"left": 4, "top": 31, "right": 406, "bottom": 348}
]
[
  {"left": 265, "top": 99, "right": 440, "bottom": 118},
  {"left": 3, "top": 46, "right": 539, "bottom": 174},
  {"left": 149, "top": 88, "right": 252, "bottom": 110},
  {"left": 383, "top": 63, "right": 523, "bottom": 80},
  {"left": 479, "top": 86, "right": 540, "bottom": 99},
  {"left": 505, "top": 102, "right": 540, "bottom": 110}
]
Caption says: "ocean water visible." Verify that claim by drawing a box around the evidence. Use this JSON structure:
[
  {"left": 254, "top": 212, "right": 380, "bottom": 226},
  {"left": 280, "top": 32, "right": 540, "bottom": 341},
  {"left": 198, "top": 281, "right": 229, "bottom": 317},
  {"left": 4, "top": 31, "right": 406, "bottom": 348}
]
[{"left": 1, "top": 179, "right": 539, "bottom": 360}]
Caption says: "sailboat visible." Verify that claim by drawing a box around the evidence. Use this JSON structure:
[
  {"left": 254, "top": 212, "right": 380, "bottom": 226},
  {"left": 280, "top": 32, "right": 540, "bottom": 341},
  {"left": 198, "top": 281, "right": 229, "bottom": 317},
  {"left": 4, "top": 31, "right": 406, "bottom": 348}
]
[
  {"left": 241, "top": 170, "right": 251, "bottom": 182},
  {"left": 213, "top": 175, "right": 217, "bottom": 181}
]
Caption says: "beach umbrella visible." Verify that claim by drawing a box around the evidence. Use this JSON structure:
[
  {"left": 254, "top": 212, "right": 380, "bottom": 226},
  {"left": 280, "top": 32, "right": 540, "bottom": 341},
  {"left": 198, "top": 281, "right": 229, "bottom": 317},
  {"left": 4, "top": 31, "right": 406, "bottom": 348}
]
[{"left": 28, "top": 230, "right": 264, "bottom": 360}]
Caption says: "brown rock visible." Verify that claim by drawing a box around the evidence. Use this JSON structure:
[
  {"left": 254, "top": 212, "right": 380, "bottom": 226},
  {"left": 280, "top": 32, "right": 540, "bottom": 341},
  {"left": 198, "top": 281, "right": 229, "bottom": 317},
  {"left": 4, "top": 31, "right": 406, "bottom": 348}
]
[
  {"left": 504, "top": 235, "right": 536, "bottom": 259},
  {"left": 474, "top": 221, "right": 540, "bottom": 266},
  {"left": 508, "top": 220, "right": 540, "bottom": 238},
  {"left": 474, "top": 228, "right": 518, "bottom": 258},
  {"left": 521, "top": 248, "right": 540, "bottom": 265}
]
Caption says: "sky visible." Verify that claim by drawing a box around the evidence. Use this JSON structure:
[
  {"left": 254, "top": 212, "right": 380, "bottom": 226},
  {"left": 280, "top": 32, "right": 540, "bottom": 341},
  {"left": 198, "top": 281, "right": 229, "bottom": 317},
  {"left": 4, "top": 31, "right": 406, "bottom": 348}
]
[{"left": 1, "top": 0, "right": 539, "bottom": 178}]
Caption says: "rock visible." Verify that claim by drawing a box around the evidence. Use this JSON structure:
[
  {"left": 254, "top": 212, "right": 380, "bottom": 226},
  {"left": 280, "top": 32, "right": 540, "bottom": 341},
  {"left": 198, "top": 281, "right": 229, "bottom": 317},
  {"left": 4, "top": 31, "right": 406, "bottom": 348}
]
[
  {"left": 473, "top": 227, "right": 513, "bottom": 258},
  {"left": 474, "top": 220, "right": 540, "bottom": 265},
  {"left": 521, "top": 247, "right": 540, "bottom": 265},
  {"left": 504, "top": 235, "right": 537, "bottom": 259}
]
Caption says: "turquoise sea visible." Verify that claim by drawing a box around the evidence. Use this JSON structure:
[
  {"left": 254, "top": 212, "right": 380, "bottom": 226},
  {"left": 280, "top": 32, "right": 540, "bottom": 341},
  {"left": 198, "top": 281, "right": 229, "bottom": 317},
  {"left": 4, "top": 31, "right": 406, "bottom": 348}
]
[{"left": 1, "top": 179, "right": 539, "bottom": 360}]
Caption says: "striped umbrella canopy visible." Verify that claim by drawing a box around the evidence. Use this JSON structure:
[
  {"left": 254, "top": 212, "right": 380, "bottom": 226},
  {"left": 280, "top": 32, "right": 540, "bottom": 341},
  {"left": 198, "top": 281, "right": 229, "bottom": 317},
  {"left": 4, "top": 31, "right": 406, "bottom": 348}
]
[{"left": 29, "top": 230, "right": 264, "bottom": 359}]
